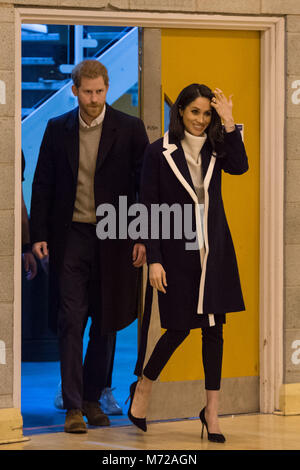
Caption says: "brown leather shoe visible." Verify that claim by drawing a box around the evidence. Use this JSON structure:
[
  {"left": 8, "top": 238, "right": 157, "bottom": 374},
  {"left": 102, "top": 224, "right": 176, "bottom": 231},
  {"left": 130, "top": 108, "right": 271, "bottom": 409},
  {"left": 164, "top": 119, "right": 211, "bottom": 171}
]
[
  {"left": 82, "top": 401, "right": 110, "bottom": 426},
  {"left": 64, "top": 409, "right": 87, "bottom": 433}
]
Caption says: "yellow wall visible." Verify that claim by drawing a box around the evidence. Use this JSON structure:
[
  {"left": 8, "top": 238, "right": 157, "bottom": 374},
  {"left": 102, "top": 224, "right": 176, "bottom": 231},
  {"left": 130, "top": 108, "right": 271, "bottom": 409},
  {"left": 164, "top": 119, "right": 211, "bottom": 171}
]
[{"left": 161, "top": 29, "right": 260, "bottom": 381}]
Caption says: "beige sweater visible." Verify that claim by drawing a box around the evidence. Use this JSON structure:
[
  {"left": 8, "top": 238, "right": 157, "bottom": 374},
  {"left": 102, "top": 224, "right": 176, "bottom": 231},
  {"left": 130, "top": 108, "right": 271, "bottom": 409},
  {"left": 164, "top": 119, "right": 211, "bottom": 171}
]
[
  {"left": 181, "top": 130, "right": 207, "bottom": 203},
  {"left": 72, "top": 121, "right": 103, "bottom": 223}
]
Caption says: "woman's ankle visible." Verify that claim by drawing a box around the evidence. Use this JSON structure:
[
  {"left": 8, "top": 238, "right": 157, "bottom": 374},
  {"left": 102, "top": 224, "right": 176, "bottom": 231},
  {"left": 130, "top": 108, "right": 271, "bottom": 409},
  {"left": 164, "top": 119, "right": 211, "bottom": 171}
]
[
  {"left": 131, "top": 376, "right": 153, "bottom": 418},
  {"left": 139, "top": 374, "right": 153, "bottom": 391}
]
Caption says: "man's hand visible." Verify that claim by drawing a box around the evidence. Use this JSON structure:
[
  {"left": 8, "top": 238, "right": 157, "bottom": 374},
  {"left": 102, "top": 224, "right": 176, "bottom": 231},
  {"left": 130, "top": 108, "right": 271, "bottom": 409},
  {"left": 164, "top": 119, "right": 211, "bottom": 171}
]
[
  {"left": 22, "top": 252, "right": 38, "bottom": 280},
  {"left": 132, "top": 243, "right": 146, "bottom": 267},
  {"left": 32, "top": 241, "right": 49, "bottom": 260}
]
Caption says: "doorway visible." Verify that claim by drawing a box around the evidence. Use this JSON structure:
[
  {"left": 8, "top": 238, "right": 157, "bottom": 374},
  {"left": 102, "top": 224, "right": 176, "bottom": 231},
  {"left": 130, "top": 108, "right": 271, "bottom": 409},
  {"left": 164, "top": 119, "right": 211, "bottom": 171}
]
[
  {"left": 161, "top": 27, "right": 260, "bottom": 387},
  {"left": 21, "top": 23, "right": 140, "bottom": 433},
  {"left": 14, "top": 9, "right": 284, "bottom": 431},
  {"left": 141, "top": 28, "right": 260, "bottom": 419}
]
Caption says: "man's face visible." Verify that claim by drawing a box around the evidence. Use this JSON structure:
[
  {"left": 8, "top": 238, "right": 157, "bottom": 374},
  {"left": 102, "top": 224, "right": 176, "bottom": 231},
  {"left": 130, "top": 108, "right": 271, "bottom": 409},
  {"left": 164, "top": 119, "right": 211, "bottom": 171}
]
[{"left": 72, "top": 75, "right": 108, "bottom": 124}]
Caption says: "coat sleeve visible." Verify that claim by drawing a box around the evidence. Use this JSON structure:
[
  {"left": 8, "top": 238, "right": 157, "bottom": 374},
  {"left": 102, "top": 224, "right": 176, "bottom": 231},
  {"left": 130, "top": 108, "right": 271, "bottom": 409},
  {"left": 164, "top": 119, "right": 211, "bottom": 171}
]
[
  {"left": 131, "top": 118, "right": 149, "bottom": 200},
  {"left": 30, "top": 119, "right": 56, "bottom": 244},
  {"left": 140, "top": 143, "right": 163, "bottom": 265},
  {"left": 219, "top": 126, "right": 249, "bottom": 175}
]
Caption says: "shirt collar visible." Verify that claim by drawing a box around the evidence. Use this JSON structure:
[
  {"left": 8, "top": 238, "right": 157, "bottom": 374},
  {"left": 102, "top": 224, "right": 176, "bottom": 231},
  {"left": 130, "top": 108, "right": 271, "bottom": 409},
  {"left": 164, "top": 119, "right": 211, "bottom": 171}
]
[{"left": 79, "top": 104, "right": 106, "bottom": 128}]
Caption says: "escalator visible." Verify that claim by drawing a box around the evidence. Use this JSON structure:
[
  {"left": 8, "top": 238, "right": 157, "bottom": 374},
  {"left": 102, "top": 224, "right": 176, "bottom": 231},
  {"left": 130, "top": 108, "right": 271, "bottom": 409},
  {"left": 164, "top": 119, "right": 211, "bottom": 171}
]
[{"left": 22, "top": 24, "right": 139, "bottom": 210}]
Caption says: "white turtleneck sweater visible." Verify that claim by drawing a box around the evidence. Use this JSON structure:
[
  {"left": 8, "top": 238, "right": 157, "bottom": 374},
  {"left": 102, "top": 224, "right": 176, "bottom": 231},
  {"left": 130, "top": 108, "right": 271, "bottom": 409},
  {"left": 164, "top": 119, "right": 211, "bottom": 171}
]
[{"left": 181, "top": 130, "right": 207, "bottom": 203}]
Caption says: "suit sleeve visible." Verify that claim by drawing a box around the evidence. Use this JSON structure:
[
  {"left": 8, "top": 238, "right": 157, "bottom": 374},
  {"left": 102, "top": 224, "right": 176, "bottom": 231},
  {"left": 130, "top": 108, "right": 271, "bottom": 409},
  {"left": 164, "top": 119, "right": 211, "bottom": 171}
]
[
  {"left": 140, "top": 143, "right": 163, "bottom": 265},
  {"left": 131, "top": 118, "right": 149, "bottom": 200},
  {"left": 220, "top": 126, "right": 249, "bottom": 175},
  {"left": 30, "top": 119, "right": 56, "bottom": 244}
]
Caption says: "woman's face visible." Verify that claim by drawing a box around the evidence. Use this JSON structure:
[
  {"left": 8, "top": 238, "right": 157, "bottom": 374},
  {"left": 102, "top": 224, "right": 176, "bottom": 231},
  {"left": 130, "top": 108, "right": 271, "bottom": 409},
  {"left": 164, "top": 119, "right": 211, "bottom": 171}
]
[{"left": 179, "top": 96, "right": 212, "bottom": 137}]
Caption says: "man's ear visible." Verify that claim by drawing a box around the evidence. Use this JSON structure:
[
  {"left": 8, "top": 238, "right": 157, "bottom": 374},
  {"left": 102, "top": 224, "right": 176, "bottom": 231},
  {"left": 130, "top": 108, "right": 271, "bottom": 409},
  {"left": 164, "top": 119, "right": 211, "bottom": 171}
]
[{"left": 71, "top": 84, "right": 78, "bottom": 97}]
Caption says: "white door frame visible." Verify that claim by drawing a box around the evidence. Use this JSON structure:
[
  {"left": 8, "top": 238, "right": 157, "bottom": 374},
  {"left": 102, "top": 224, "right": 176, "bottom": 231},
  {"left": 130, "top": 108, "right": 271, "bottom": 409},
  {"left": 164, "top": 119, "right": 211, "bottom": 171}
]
[{"left": 14, "top": 8, "right": 285, "bottom": 414}]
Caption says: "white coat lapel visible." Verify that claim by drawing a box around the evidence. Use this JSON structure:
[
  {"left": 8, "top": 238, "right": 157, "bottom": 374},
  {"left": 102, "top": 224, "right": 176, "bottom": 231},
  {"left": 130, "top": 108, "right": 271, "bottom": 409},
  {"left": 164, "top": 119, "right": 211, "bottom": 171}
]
[
  {"left": 162, "top": 131, "right": 198, "bottom": 204},
  {"left": 197, "top": 153, "right": 216, "bottom": 325},
  {"left": 163, "top": 131, "right": 217, "bottom": 198},
  {"left": 162, "top": 131, "right": 216, "bottom": 326}
]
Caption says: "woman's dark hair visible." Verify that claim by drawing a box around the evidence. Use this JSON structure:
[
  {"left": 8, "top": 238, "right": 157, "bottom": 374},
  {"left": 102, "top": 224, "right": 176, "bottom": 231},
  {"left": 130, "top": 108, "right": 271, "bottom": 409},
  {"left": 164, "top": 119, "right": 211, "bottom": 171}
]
[{"left": 168, "top": 83, "right": 224, "bottom": 149}]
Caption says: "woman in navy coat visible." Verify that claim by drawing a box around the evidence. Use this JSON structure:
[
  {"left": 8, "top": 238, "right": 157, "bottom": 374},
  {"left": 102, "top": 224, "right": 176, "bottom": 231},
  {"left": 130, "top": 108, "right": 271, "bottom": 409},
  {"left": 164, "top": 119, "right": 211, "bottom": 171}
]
[{"left": 127, "top": 84, "right": 248, "bottom": 442}]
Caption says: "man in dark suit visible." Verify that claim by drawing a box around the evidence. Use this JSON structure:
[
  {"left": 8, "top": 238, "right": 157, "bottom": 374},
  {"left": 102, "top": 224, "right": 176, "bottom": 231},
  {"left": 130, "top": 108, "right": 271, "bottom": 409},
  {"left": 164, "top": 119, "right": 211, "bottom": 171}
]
[{"left": 30, "top": 60, "right": 149, "bottom": 433}]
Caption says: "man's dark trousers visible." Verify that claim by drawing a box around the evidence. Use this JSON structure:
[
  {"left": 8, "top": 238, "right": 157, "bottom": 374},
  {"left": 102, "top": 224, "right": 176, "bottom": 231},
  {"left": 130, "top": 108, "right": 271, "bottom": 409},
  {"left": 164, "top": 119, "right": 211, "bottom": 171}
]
[{"left": 57, "top": 222, "right": 115, "bottom": 411}]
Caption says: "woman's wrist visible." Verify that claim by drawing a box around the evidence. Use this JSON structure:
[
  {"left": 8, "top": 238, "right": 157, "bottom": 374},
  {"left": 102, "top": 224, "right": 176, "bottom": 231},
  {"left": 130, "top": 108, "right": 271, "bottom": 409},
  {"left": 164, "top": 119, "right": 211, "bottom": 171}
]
[{"left": 223, "top": 118, "right": 235, "bottom": 133}]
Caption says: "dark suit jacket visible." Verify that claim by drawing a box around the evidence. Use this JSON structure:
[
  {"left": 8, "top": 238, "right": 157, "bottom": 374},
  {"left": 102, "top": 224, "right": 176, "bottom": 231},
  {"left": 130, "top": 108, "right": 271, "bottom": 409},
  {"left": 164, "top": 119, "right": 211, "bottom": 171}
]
[{"left": 30, "top": 104, "right": 149, "bottom": 334}]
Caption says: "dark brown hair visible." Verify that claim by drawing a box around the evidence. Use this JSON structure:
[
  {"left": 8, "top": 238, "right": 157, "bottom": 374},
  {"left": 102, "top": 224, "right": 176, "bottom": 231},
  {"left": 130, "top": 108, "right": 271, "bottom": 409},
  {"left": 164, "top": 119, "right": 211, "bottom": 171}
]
[{"left": 71, "top": 60, "right": 109, "bottom": 88}]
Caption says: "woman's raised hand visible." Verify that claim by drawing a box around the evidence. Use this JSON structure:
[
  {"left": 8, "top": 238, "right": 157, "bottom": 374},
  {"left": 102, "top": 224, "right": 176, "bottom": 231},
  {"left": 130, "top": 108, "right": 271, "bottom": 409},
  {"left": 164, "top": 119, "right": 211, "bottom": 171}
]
[
  {"left": 149, "top": 263, "right": 167, "bottom": 294},
  {"left": 211, "top": 88, "right": 235, "bottom": 130}
]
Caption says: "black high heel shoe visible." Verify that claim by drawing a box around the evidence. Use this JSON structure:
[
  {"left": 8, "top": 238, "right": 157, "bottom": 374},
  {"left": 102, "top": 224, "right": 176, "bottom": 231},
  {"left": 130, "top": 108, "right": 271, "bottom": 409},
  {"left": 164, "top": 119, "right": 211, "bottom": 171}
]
[
  {"left": 199, "top": 407, "right": 226, "bottom": 443},
  {"left": 126, "top": 381, "right": 147, "bottom": 432}
]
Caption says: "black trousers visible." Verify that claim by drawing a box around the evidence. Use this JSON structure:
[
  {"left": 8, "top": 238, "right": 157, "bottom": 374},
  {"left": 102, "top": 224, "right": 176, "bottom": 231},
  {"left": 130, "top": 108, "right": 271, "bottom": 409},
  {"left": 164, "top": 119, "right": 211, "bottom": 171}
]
[
  {"left": 143, "top": 324, "right": 223, "bottom": 390},
  {"left": 57, "top": 222, "right": 115, "bottom": 410}
]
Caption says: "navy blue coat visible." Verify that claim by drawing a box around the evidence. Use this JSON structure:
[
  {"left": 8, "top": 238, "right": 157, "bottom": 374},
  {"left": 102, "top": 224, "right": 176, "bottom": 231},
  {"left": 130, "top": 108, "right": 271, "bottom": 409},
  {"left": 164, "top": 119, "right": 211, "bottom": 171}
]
[
  {"left": 30, "top": 104, "right": 149, "bottom": 334},
  {"left": 140, "top": 126, "right": 248, "bottom": 331}
]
